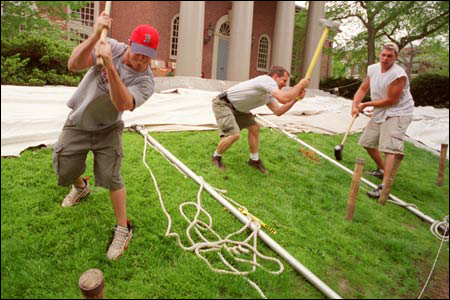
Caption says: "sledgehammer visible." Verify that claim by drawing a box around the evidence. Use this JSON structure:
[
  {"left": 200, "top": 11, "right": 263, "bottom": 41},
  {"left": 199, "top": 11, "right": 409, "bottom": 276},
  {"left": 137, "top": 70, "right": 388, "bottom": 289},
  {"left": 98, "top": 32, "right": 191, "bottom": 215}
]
[
  {"left": 304, "top": 18, "right": 341, "bottom": 80},
  {"left": 334, "top": 114, "right": 357, "bottom": 161},
  {"left": 296, "top": 18, "right": 340, "bottom": 101}
]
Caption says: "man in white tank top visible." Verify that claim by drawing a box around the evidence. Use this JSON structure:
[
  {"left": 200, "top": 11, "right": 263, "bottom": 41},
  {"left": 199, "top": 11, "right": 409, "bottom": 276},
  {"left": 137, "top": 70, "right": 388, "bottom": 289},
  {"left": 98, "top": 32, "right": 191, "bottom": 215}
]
[{"left": 352, "top": 43, "right": 414, "bottom": 198}]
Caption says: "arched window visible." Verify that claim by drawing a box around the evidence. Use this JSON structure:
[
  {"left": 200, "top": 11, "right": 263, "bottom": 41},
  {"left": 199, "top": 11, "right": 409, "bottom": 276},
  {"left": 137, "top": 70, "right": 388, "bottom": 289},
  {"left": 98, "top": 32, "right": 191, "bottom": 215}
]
[
  {"left": 257, "top": 35, "right": 271, "bottom": 72},
  {"left": 170, "top": 14, "right": 179, "bottom": 59},
  {"left": 218, "top": 21, "right": 230, "bottom": 38}
]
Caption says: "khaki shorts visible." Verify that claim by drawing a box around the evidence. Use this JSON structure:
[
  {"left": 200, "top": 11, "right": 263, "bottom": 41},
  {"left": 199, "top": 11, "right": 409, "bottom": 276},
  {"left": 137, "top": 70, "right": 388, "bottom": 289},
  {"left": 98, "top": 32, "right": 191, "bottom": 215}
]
[
  {"left": 358, "top": 115, "right": 412, "bottom": 154},
  {"left": 212, "top": 96, "right": 257, "bottom": 137},
  {"left": 52, "top": 118, "right": 125, "bottom": 191}
]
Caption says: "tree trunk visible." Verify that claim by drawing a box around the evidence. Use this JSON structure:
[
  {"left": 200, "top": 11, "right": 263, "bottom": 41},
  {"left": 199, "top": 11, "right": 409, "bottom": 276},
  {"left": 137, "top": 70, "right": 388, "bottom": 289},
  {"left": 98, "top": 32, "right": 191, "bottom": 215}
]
[{"left": 367, "top": 27, "right": 376, "bottom": 66}]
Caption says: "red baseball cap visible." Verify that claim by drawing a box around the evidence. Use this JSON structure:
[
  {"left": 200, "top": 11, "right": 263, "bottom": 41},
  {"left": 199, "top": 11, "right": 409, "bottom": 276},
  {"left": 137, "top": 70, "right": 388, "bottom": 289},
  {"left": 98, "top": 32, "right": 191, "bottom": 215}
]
[{"left": 129, "top": 24, "right": 159, "bottom": 58}]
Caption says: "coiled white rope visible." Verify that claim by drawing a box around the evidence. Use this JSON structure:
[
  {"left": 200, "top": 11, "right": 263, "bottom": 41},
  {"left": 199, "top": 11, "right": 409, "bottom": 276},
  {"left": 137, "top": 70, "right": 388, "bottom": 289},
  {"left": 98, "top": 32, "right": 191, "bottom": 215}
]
[
  {"left": 417, "top": 216, "right": 449, "bottom": 299},
  {"left": 429, "top": 216, "right": 449, "bottom": 242},
  {"left": 141, "top": 133, "right": 284, "bottom": 299}
]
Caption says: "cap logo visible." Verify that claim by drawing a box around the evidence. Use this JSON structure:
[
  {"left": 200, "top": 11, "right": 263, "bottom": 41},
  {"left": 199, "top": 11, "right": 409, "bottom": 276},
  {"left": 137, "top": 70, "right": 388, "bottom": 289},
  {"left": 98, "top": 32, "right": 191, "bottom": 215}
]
[{"left": 144, "top": 34, "right": 151, "bottom": 44}]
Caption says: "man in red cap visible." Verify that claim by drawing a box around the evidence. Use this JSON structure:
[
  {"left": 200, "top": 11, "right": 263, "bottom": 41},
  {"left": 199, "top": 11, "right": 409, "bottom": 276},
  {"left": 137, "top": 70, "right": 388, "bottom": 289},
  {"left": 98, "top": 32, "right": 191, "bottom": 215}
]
[{"left": 52, "top": 11, "right": 159, "bottom": 260}]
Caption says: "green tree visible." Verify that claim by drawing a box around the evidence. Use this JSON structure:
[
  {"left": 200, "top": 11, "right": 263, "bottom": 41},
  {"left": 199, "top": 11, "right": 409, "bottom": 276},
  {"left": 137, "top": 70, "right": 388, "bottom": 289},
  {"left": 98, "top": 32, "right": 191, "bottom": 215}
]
[
  {"left": 1, "top": 1, "right": 89, "bottom": 39},
  {"left": 326, "top": 1, "right": 449, "bottom": 70},
  {"left": 409, "top": 36, "right": 449, "bottom": 76},
  {"left": 1, "top": 1, "right": 91, "bottom": 86}
]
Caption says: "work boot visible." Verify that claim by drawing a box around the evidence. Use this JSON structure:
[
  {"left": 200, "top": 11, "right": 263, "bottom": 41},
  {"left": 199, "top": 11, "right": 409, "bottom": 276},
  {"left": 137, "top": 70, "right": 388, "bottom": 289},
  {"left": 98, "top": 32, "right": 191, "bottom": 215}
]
[
  {"left": 106, "top": 221, "right": 133, "bottom": 260},
  {"left": 365, "top": 169, "right": 384, "bottom": 180},
  {"left": 247, "top": 159, "right": 268, "bottom": 174},
  {"left": 211, "top": 155, "right": 225, "bottom": 170},
  {"left": 367, "top": 184, "right": 384, "bottom": 199},
  {"left": 61, "top": 177, "right": 90, "bottom": 207}
]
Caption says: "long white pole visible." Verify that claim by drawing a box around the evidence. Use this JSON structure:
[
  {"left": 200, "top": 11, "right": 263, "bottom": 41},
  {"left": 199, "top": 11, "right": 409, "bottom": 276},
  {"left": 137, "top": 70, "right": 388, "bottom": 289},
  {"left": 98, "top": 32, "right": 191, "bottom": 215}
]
[
  {"left": 132, "top": 125, "right": 342, "bottom": 299},
  {"left": 255, "top": 114, "right": 438, "bottom": 225}
]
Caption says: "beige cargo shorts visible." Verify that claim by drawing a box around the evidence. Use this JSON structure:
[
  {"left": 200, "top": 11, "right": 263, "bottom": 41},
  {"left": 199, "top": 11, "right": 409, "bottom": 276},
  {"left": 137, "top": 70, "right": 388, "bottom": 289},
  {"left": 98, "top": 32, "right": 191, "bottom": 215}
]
[
  {"left": 212, "top": 96, "right": 257, "bottom": 137},
  {"left": 358, "top": 115, "right": 412, "bottom": 154},
  {"left": 52, "top": 118, "right": 125, "bottom": 191}
]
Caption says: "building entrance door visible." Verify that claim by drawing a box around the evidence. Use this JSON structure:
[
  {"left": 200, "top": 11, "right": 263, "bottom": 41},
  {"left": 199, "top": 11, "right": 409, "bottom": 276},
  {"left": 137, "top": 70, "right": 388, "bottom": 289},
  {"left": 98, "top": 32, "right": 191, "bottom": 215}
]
[
  {"left": 212, "top": 16, "right": 230, "bottom": 80},
  {"left": 216, "top": 39, "right": 228, "bottom": 80}
]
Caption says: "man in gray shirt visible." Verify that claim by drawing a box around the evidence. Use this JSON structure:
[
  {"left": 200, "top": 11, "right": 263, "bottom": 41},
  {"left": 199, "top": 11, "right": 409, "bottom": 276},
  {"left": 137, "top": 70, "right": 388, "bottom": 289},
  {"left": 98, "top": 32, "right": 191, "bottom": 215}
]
[{"left": 52, "top": 11, "right": 158, "bottom": 260}]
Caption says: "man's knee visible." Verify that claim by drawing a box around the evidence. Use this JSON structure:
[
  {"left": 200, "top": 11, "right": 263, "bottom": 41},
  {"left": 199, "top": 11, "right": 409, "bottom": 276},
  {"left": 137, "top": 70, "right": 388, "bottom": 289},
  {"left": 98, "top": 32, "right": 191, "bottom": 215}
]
[
  {"left": 229, "top": 132, "right": 241, "bottom": 142},
  {"left": 248, "top": 124, "right": 260, "bottom": 133}
]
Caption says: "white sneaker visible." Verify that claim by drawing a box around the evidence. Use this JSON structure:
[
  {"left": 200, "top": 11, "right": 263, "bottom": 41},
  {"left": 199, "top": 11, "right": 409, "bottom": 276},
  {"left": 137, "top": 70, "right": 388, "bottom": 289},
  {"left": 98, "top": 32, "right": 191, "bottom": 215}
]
[
  {"left": 106, "top": 223, "right": 132, "bottom": 260},
  {"left": 61, "top": 178, "right": 90, "bottom": 207}
]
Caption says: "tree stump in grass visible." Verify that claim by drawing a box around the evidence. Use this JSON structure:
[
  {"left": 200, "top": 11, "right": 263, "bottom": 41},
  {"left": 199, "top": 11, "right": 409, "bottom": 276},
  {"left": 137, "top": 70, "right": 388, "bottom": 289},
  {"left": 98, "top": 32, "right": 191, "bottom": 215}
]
[{"left": 79, "top": 268, "right": 104, "bottom": 299}]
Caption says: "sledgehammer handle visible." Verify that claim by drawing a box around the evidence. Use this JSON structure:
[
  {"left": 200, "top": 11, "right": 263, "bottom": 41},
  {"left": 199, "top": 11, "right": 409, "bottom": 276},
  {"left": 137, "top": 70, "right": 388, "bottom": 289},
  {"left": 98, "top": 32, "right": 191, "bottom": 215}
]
[
  {"left": 96, "top": 1, "right": 112, "bottom": 66},
  {"left": 341, "top": 115, "right": 357, "bottom": 145},
  {"left": 305, "top": 27, "right": 329, "bottom": 79}
]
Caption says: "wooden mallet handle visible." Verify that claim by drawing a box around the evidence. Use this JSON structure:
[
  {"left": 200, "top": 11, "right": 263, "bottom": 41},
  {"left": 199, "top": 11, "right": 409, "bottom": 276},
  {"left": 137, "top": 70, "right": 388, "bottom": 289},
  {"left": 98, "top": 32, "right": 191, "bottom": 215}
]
[
  {"left": 96, "top": 1, "right": 112, "bottom": 66},
  {"left": 341, "top": 114, "right": 358, "bottom": 146}
]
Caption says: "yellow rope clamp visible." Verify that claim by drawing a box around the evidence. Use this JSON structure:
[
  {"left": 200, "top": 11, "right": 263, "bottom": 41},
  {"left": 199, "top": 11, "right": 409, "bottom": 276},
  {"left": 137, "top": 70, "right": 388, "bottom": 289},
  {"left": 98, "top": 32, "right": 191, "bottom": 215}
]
[{"left": 238, "top": 207, "right": 277, "bottom": 235}]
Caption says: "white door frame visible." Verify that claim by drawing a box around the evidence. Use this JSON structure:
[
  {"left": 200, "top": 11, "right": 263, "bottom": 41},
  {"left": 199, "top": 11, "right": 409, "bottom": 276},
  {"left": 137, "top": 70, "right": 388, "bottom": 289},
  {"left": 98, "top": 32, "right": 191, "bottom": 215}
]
[{"left": 211, "top": 15, "right": 230, "bottom": 80}]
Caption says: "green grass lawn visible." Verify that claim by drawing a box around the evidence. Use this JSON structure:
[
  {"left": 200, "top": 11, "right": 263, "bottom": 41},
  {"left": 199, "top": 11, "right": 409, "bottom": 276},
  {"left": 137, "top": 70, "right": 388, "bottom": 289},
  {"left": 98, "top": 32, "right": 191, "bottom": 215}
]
[{"left": 1, "top": 128, "right": 448, "bottom": 299}]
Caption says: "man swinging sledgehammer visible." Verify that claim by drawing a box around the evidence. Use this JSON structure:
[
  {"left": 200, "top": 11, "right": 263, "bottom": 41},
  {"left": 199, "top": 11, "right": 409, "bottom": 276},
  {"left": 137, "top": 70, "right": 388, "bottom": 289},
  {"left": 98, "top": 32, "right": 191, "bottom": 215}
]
[
  {"left": 211, "top": 66, "right": 309, "bottom": 173},
  {"left": 351, "top": 43, "right": 414, "bottom": 198},
  {"left": 52, "top": 11, "right": 159, "bottom": 260}
]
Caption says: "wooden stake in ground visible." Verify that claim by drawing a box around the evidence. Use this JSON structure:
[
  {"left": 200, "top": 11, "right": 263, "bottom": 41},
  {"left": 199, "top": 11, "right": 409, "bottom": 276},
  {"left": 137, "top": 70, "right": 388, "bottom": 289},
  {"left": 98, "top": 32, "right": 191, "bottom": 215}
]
[
  {"left": 79, "top": 268, "right": 105, "bottom": 299},
  {"left": 437, "top": 144, "right": 448, "bottom": 186},
  {"left": 345, "top": 158, "right": 365, "bottom": 221},
  {"left": 378, "top": 154, "right": 404, "bottom": 206}
]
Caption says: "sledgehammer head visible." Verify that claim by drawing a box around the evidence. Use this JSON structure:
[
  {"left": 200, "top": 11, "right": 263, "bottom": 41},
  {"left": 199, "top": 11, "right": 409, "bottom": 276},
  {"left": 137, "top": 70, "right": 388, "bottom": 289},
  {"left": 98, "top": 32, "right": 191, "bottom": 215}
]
[
  {"left": 334, "top": 144, "right": 343, "bottom": 161},
  {"left": 319, "top": 18, "right": 341, "bottom": 32}
]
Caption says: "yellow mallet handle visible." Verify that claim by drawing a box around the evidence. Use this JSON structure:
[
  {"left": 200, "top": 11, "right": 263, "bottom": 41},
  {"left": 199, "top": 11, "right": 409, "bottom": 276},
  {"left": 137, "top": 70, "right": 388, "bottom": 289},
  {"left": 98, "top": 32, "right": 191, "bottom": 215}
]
[
  {"left": 305, "top": 27, "right": 329, "bottom": 79},
  {"left": 295, "top": 27, "right": 330, "bottom": 102}
]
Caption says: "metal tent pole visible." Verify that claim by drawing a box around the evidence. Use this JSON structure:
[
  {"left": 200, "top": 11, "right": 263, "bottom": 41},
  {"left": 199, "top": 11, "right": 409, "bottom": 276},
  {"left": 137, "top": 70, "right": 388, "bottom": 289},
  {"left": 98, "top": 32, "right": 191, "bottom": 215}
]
[
  {"left": 255, "top": 114, "right": 438, "bottom": 225},
  {"left": 132, "top": 125, "right": 342, "bottom": 299}
]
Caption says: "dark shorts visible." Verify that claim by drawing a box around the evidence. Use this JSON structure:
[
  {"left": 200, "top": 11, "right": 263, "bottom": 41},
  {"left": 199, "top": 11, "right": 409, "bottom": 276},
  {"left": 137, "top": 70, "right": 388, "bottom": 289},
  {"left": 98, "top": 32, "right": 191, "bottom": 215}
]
[
  {"left": 52, "top": 118, "right": 125, "bottom": 191},
  {"left": 212, "top": 96, "right": 257, "bottom": 137}
]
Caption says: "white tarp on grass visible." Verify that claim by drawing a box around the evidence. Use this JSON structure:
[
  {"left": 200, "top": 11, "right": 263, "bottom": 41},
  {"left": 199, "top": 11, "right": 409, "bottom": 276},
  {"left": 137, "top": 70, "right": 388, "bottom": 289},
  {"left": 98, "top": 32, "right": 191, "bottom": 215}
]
[{"left": 1, "top": 81, "right": 448, "bottom": 158}]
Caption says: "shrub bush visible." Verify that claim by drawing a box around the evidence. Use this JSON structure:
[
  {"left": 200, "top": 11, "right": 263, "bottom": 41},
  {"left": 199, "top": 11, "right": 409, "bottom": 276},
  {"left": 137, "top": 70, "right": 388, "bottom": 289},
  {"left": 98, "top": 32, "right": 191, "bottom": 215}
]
[
  {"left": 1, "top": 31, "right": 85, "bottom": 86},
  {"left": 410, "top": 74, "right": 449, "bottom": 108},
  {"left": 319, "top": 77, "right": 370, "bottom": 102},
  {"left": 320, "top": 75, "right": 449, "bottom": 108}
]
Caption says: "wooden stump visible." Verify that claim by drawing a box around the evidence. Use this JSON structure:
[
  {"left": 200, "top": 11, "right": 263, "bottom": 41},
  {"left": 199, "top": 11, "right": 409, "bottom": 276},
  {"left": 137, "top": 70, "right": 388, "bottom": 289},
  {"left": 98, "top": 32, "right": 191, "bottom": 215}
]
[
  {"left": 437, "top": 144, "right": 448, "bottom": 186},
  {"left": 378, "top": 154, "right": 404, "bottom": 206},
  {"left": 79, "top": 269, "right": 104, "bottom": 299},
  {"left": 345, "top": 158, "right": 365, "bottom": 221}
]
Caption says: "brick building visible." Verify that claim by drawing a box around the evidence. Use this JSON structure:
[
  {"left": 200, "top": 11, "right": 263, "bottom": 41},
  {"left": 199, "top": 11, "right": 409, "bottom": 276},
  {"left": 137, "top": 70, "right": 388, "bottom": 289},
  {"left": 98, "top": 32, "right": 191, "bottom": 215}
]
[{"left": 67, "top": 1, "right": 299, "bottom": 81}]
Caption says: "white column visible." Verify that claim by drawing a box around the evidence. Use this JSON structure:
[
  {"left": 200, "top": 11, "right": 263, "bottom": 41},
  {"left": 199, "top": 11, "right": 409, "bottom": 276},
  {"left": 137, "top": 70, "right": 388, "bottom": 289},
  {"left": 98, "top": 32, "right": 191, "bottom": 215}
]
[
  {"left": 176, "top": 1, "right": 205, "bottom": 77},
  {"left": 302, "top": 1, "right": 325, "bottom": 89},
  {"left": 227, "top": 1, "right": 254, "bottom": 81},
  {"left": 271, "top": 1, "right": 296, "bottom": 74}
]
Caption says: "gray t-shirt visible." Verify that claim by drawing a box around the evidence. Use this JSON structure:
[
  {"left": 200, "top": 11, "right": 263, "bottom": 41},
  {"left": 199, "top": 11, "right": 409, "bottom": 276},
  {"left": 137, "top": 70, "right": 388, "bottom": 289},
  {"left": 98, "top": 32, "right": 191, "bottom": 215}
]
[
  {"left": 368, "top": 63, "right": 414, "bottom": 123},
  {"left": 67, "top": 38, "right": 155, "bottom": 131},
  {"left": 226, "top": 75, "right": 277, "bottom": 112}
]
